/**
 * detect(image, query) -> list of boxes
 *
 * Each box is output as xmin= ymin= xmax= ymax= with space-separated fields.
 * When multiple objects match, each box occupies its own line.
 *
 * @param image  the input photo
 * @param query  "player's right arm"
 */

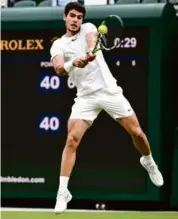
xmin=52 ymin=54 xmax=67 ymax=76
xmin=52 ymin=54 xmax=90 ymax=76
xmin=50 ymin=40 xmax=69 ymax=76
xmin=50 ymin=39 xmax=90 ymax=75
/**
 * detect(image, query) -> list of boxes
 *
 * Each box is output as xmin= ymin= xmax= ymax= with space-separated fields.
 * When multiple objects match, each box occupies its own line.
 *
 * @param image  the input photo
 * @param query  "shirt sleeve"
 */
xmin=50 ymin=40 xmax=64 ymax=61
xmin=83 ymin=22 xmax=97 ymax=34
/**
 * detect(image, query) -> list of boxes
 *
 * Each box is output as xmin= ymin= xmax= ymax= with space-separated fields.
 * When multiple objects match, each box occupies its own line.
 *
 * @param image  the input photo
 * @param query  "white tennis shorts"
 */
xmin=69 ymin=86 xmax=134 ymax=122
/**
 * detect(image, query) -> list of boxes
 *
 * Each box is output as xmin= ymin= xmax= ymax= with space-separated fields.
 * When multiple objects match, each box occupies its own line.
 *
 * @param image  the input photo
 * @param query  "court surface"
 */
xmin=1 ymin=208 xmax=178 ymax=219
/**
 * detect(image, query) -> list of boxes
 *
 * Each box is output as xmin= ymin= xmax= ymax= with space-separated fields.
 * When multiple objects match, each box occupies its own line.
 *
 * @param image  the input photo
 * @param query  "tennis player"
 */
xmin=50 ymin=2 xmax=164 ymax=214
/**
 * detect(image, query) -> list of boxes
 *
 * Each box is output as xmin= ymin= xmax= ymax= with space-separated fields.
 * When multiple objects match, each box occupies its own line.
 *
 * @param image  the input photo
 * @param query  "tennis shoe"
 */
xmin=54 ymin=188 xmax=72 ymax=214
xmin=140 ymin=156 xmax=164 ymax=187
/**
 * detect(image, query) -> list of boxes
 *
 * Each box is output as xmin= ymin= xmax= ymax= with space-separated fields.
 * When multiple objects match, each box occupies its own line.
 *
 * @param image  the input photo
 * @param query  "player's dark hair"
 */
xmin=64 ymin=2 xmax=86 ymax=18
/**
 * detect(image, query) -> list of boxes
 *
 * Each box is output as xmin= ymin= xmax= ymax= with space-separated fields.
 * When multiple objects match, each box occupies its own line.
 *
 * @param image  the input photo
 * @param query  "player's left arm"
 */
xmin=86 ymin=32 xmax=98 ymax=52
xmin=85 ymin=23 xmax=98 ymax=62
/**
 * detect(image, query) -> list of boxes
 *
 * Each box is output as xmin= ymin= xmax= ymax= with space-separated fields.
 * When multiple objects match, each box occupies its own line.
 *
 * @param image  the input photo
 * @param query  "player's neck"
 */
xmin=65 ymin=29 xmax=80 ymax=37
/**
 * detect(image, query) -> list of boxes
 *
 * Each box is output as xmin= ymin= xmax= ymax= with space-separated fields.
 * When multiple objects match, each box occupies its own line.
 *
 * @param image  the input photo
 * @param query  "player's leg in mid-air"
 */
xmin=54 ymin=119 xmax=90 ymax=214
xmin=54 ymin=96 xmax=101 ymax=214
xmin=117 ymin=114 xmax=164 ymax=187
xmin=101 ymin=87 xmax=164 ymax=187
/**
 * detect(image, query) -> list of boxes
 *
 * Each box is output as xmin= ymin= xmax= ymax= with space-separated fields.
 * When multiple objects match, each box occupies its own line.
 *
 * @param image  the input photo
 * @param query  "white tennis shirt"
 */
xmin=50 ymin=22 xmax=118 ymax=97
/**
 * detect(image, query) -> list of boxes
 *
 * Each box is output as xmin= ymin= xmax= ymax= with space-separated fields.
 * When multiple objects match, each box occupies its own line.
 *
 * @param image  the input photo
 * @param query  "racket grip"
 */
xmin=87 ymin=47 xmax=100 ymax=54
xmin=92 ymin=47 xmax=101 ymax=54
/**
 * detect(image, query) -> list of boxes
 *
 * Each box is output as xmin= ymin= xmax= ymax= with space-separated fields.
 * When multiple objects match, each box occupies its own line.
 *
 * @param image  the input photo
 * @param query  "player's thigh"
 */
xmin=67 ymin=119 xmax=90 ymax=143
xmin=102 ymin=89 xmax=134 ymax=120
xmin=116 ymin=113 xmax=142 ymax=136
xmin=69 ymin=95 xmax=101 ymax=123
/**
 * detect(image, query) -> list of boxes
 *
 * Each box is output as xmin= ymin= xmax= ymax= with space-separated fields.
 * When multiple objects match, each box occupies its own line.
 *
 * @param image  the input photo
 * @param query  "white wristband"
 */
xmin=63 ymin=61 xmax=74 ymax=74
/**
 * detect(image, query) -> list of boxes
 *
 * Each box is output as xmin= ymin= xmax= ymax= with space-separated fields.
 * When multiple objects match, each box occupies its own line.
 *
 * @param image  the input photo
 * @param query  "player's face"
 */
xmin=64 ymin=10 xmax=83 ymax=34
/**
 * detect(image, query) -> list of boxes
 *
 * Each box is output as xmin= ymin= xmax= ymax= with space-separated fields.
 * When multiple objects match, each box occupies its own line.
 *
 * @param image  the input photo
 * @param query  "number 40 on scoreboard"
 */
xmin=38 ymin=115 xmax=62 ymax=134
xmin=39 ymin=73 xmax=75 ymax=92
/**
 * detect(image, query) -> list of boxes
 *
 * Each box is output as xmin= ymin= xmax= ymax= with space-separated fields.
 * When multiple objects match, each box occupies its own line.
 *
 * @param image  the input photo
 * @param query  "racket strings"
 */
xmin=92 ymin=15 xmax=124 ymax=53
xmin=102 ymin=17 xmax=123 ymax=50
xmin=101 ymin=34 xmax=107 ymax=47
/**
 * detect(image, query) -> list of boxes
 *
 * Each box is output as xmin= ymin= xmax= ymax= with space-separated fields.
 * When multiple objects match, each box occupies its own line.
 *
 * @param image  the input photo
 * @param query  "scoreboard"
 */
xmin=1 ymin=3 xmax=177 ymax=202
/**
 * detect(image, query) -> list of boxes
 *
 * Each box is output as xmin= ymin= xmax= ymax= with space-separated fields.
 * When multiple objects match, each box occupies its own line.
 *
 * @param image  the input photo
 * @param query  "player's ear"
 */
xmin=63 ymin=15 xmax=66 ymax=21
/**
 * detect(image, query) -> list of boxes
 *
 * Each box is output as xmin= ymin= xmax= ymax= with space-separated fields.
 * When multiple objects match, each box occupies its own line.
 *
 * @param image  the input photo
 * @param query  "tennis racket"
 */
xmin=92 ymin=15 xmax=124 ymax=54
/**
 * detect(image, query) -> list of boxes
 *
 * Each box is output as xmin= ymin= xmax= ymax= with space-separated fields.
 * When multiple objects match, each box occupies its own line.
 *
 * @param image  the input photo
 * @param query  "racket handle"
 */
xmin=92 ymin=47 xmax=101 ymax=54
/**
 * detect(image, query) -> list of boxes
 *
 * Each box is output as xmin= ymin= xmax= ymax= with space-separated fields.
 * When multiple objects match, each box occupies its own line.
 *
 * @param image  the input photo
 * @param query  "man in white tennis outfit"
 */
xmin=50 ymin=2 xmax=164 ymax=214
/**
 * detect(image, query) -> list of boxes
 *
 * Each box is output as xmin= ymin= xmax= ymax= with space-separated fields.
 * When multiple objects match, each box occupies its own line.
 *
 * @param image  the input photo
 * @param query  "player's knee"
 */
xmin=66 ymin=133 xmax=80 ymax=150
xmin=131 ymin=127 xmax=145 ymax=139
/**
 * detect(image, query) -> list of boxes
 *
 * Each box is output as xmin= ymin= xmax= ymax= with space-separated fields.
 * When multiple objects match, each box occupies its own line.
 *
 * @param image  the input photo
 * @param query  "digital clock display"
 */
xmin=1 ymin=27 xmax=149 ymax=200
xmin=114 ymin=37 xmax=137 ymax=48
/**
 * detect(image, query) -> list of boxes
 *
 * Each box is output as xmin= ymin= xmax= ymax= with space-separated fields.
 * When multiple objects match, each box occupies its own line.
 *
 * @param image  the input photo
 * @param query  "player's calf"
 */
xmin=130 ymin=127 xmax=151 ymax=156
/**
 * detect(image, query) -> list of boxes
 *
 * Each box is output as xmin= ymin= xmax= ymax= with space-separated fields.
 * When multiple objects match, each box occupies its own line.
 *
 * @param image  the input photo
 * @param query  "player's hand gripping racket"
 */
xmin=92 ymin=15 xmax=124 ymax=54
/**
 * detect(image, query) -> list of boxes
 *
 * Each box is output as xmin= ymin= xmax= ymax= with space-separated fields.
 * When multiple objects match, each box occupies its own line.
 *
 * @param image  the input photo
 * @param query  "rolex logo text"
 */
xmin=0 ymin=39 xmax=44 ymax=51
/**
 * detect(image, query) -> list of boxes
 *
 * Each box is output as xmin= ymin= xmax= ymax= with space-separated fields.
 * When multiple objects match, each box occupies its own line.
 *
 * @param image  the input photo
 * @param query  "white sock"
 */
xmin=143 ymin=153 xmax=154 ymax=164
xmin=59 ymin=176 xmax=69 ymax=189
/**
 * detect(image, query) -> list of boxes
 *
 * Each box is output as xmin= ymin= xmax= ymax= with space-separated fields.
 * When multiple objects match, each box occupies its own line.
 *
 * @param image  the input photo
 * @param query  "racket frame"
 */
xmin=92 ymin=14 xmax=124 ymax=54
